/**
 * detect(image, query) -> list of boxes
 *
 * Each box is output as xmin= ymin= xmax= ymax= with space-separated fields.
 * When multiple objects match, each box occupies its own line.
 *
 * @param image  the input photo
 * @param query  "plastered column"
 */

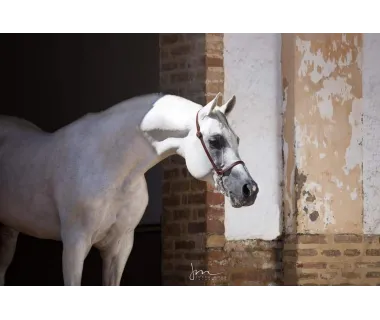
xmin=282 ymin=34 xmax=363 ymax=234
xmin=363 ymin=34 xmax=380 ymax=234
xmin=224 ymin=33 xmax=282 ymax=241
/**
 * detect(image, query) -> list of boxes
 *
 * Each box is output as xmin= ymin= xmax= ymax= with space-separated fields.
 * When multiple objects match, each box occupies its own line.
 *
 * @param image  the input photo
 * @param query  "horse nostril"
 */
xmin=242 ymin=184 xmax=251 ymax=198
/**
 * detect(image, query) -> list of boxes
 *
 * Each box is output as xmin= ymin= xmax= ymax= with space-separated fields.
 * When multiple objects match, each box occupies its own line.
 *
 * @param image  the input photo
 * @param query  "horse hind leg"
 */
xmin=0 ymin=224 xmax=19 ymax=285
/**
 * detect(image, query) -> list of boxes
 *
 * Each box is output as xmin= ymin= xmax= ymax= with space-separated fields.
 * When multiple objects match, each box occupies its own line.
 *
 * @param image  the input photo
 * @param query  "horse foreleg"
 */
xmin=0 ymin=224 xmax=19 ymax=285
xmin=61 ymin=232 xmax=92 ymax=286
xmin=100 ymin=231 xmax=134 ymax=286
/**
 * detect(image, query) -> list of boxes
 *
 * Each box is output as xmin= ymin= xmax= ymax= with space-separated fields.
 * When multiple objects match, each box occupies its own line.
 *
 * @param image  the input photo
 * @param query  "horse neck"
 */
xmin=139 ymin=95 xmax=202 ymax=164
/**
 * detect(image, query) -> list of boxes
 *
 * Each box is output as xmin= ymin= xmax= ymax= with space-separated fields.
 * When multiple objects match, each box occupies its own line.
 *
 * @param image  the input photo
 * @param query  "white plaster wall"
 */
xmin=363 ymin=34 xmax=380 ymax=234
xmin=224 ymin=33 xmax=282 ymax=241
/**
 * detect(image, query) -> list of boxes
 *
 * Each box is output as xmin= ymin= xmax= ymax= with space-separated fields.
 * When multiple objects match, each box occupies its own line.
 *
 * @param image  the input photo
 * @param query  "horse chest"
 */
xmin=92 ymin=176 xmax=149 ymax=245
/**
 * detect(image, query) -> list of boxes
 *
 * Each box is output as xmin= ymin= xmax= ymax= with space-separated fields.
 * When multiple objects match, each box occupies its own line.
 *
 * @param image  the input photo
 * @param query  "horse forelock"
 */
xmin=212 ymin=109 xmax=239 ymax=142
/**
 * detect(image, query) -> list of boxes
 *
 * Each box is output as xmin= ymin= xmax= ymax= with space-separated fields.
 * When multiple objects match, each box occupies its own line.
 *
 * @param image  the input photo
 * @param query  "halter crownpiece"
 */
xmin=195 ymin=109 xmax=245 ymax=177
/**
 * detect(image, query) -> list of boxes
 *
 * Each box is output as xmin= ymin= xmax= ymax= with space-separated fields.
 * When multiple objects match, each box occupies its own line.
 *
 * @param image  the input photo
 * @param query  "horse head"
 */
xmin=180 ymin=93 xmax=259 ymax=208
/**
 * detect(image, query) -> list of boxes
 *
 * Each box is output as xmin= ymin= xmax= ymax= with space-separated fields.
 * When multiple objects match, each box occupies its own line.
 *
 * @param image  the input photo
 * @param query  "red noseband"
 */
xmin=195 ymin=109 xmax=245 ymax=176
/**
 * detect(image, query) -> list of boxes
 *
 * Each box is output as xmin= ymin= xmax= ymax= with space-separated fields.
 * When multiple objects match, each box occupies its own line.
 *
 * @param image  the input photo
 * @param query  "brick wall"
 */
xmin=283 ymin=234 xmax=380 ymax=285
xmin=159 ymin=33 xmax=281 ymax=286
xmin=160 ymin=33 xmax=216 ymax=285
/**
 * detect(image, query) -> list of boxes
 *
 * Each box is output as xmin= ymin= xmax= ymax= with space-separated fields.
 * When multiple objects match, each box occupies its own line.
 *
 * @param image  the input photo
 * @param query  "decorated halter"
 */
xmin=195 ymin=109 xmax=245 ymax=177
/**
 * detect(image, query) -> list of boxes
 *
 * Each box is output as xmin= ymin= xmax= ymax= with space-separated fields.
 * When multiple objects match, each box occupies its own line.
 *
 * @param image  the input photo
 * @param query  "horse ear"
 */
xmin=219 ymin=95 xmax=236 ymax=116
xmin=203 ymin=92 xmax=222 ymax=116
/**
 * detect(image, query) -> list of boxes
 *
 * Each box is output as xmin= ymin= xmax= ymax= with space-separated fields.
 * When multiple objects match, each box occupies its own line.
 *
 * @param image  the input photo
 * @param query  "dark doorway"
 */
xmin=0 ymin=34 xmax=162 ymax=285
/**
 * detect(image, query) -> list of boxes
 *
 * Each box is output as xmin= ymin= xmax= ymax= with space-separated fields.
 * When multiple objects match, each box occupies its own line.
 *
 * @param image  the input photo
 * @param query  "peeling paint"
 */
xmin=343 ymin=98 xmax=363 ymax=175
xmin=351 ymin=188 xmax=358 ymax=201
xmin=331 ymin=176 xmax=344 ymax=189
xmin=283 ymin=34 xmax=363 ymax=234
xmin=296 ymin=37 xmax=336 ymax=84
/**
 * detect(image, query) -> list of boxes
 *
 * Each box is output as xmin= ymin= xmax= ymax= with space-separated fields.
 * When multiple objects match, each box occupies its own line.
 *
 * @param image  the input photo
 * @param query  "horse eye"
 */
xmin=209 ymin=136 xmax=224 ymax=149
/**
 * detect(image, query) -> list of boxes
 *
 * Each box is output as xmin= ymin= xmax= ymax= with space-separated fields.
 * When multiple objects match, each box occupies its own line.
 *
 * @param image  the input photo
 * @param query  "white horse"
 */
xmin=0 ymin=92 xmax=259 ymax=286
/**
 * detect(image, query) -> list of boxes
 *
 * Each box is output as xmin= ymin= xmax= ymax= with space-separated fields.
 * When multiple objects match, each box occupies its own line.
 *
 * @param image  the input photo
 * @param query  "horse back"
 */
xmin=0 ymin=115 xmax=42 ymax=136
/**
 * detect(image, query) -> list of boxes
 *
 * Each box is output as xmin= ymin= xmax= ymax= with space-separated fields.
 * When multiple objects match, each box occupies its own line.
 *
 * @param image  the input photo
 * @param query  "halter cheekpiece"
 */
xmin=195 ymin=109 xmax=245 ymax=176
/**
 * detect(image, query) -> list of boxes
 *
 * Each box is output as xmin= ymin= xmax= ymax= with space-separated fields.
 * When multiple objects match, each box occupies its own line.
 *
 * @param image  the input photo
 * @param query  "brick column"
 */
xmin=159 ymin=33 xmax=225 ymax=285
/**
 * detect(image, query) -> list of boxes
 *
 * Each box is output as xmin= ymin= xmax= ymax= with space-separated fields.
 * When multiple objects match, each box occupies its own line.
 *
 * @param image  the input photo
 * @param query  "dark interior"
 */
xmin=0 ymin=34 xmax=163 ymax=285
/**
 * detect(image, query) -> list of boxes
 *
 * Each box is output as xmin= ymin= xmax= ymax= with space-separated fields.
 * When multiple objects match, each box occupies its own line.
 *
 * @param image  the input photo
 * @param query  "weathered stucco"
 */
xmin=283 ymin=34 xmax=363 ymax=234
xmin=224 ymin=33 xmax=282 ymax=240
xmin=363 ymin=34 xmax=380 ymax=234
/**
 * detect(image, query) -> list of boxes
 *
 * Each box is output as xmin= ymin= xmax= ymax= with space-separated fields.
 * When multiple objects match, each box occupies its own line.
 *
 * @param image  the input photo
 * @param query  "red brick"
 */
xmin=206 ymin=219 xmax=225 ymax=235
xmin=160 ymin=34 xmax=183 ymax=46
xmin=206 ymin=182 xmax=215 ymax=191
xmin=170 ymin=44 xmax=192 ymax=56
xmin=322 ymin=250 xmax=341 ymax=257
xmin=206 ymin=191 xmax=224 ymax=206
xmin=171 ymin=181 xmax=190 ymax=193
xmin=171 ymin=72 xmax=191 ymax=83
xmin=163 ymin=195 xmax=180 ymax=207
xmin=195 ymin=208 xmax=206 ymax=219
xmin=283 ymin=261 xmax=297 ymax=269
xmin=175 ymin=241 xmax=195 ymax=250
xmin=355 ymin=262 xmax=380 ymax=268
xmin=188 ymin=193 xmax=206 ymax=205
xmin=161 ymin=62 xmax=178 ymax=72
xmin=283 ymin=250 xmax=297 ymax=257
xmin=296 ymin=234 xmax=327 ymax=244
xmin=299 ymin=273 xmax=318 ymax=280
xmin=207 ymin=264 xmax=226 ymax=275
xmin=207 ymin=250 xmax=226 ymax=261
xmin=184 ymin=252 xmax=206 ymax=261
xmin=173 ymin=209 xmax=190 ymax=220
xmin=171 ymin=155 xmax=186 ymax=165
xmin=320 ymin=272 xmax=338 ymax=280
xmin=284 ymin=249 xmax=318 ymax=257
xmin=206 ymin=235 xmax=226 ymax=248
xmin=344 ymin=249 xmax=361 ymax=256
xmin=164 ymin=223 xmax=181 ymax=237
xmin=206 ymin=56 xmax=223 ymax=68
xmin=334 ymin=234 xmax=363 ymax=243
xmin=329 ymin=263 xmax=352 ymax=270
xmin=342 ymin=272 xmax=361 ymax=279
xmin=164 ymin=168 xmax=179 ymax=180
xmin=188 ymin=222 xmax=206 ymax=234
xmin=177 ymin=264 xmax=192 ymax=271
xmin=366 ymin=272 xmax=380 ymax=278
xmin=297 ymin=249 xmax=318 ymax=256
xmin=366 ymin=249 xmax=380 ymax=256
xmin=191 ymin=180 xmax=206 ymax=192
xmin=206 ymin=82 xmax=224 ymax=95
xmin=231 ymin=271 xmax=246 ymax=281
xmin=207 ymin=207 xmax=224 ymax=219
xmin=206 ymin=69 xmax=224 ymax=82
xmin=181 ymin=194 xmax=188 ymax=205
xmin=297 ymin=262 xmax=327 ymax=269
xmin=244 ymin=269 xmax=277 ymax=282
xmin=364 ymin=235 xmax=380 ymax=244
